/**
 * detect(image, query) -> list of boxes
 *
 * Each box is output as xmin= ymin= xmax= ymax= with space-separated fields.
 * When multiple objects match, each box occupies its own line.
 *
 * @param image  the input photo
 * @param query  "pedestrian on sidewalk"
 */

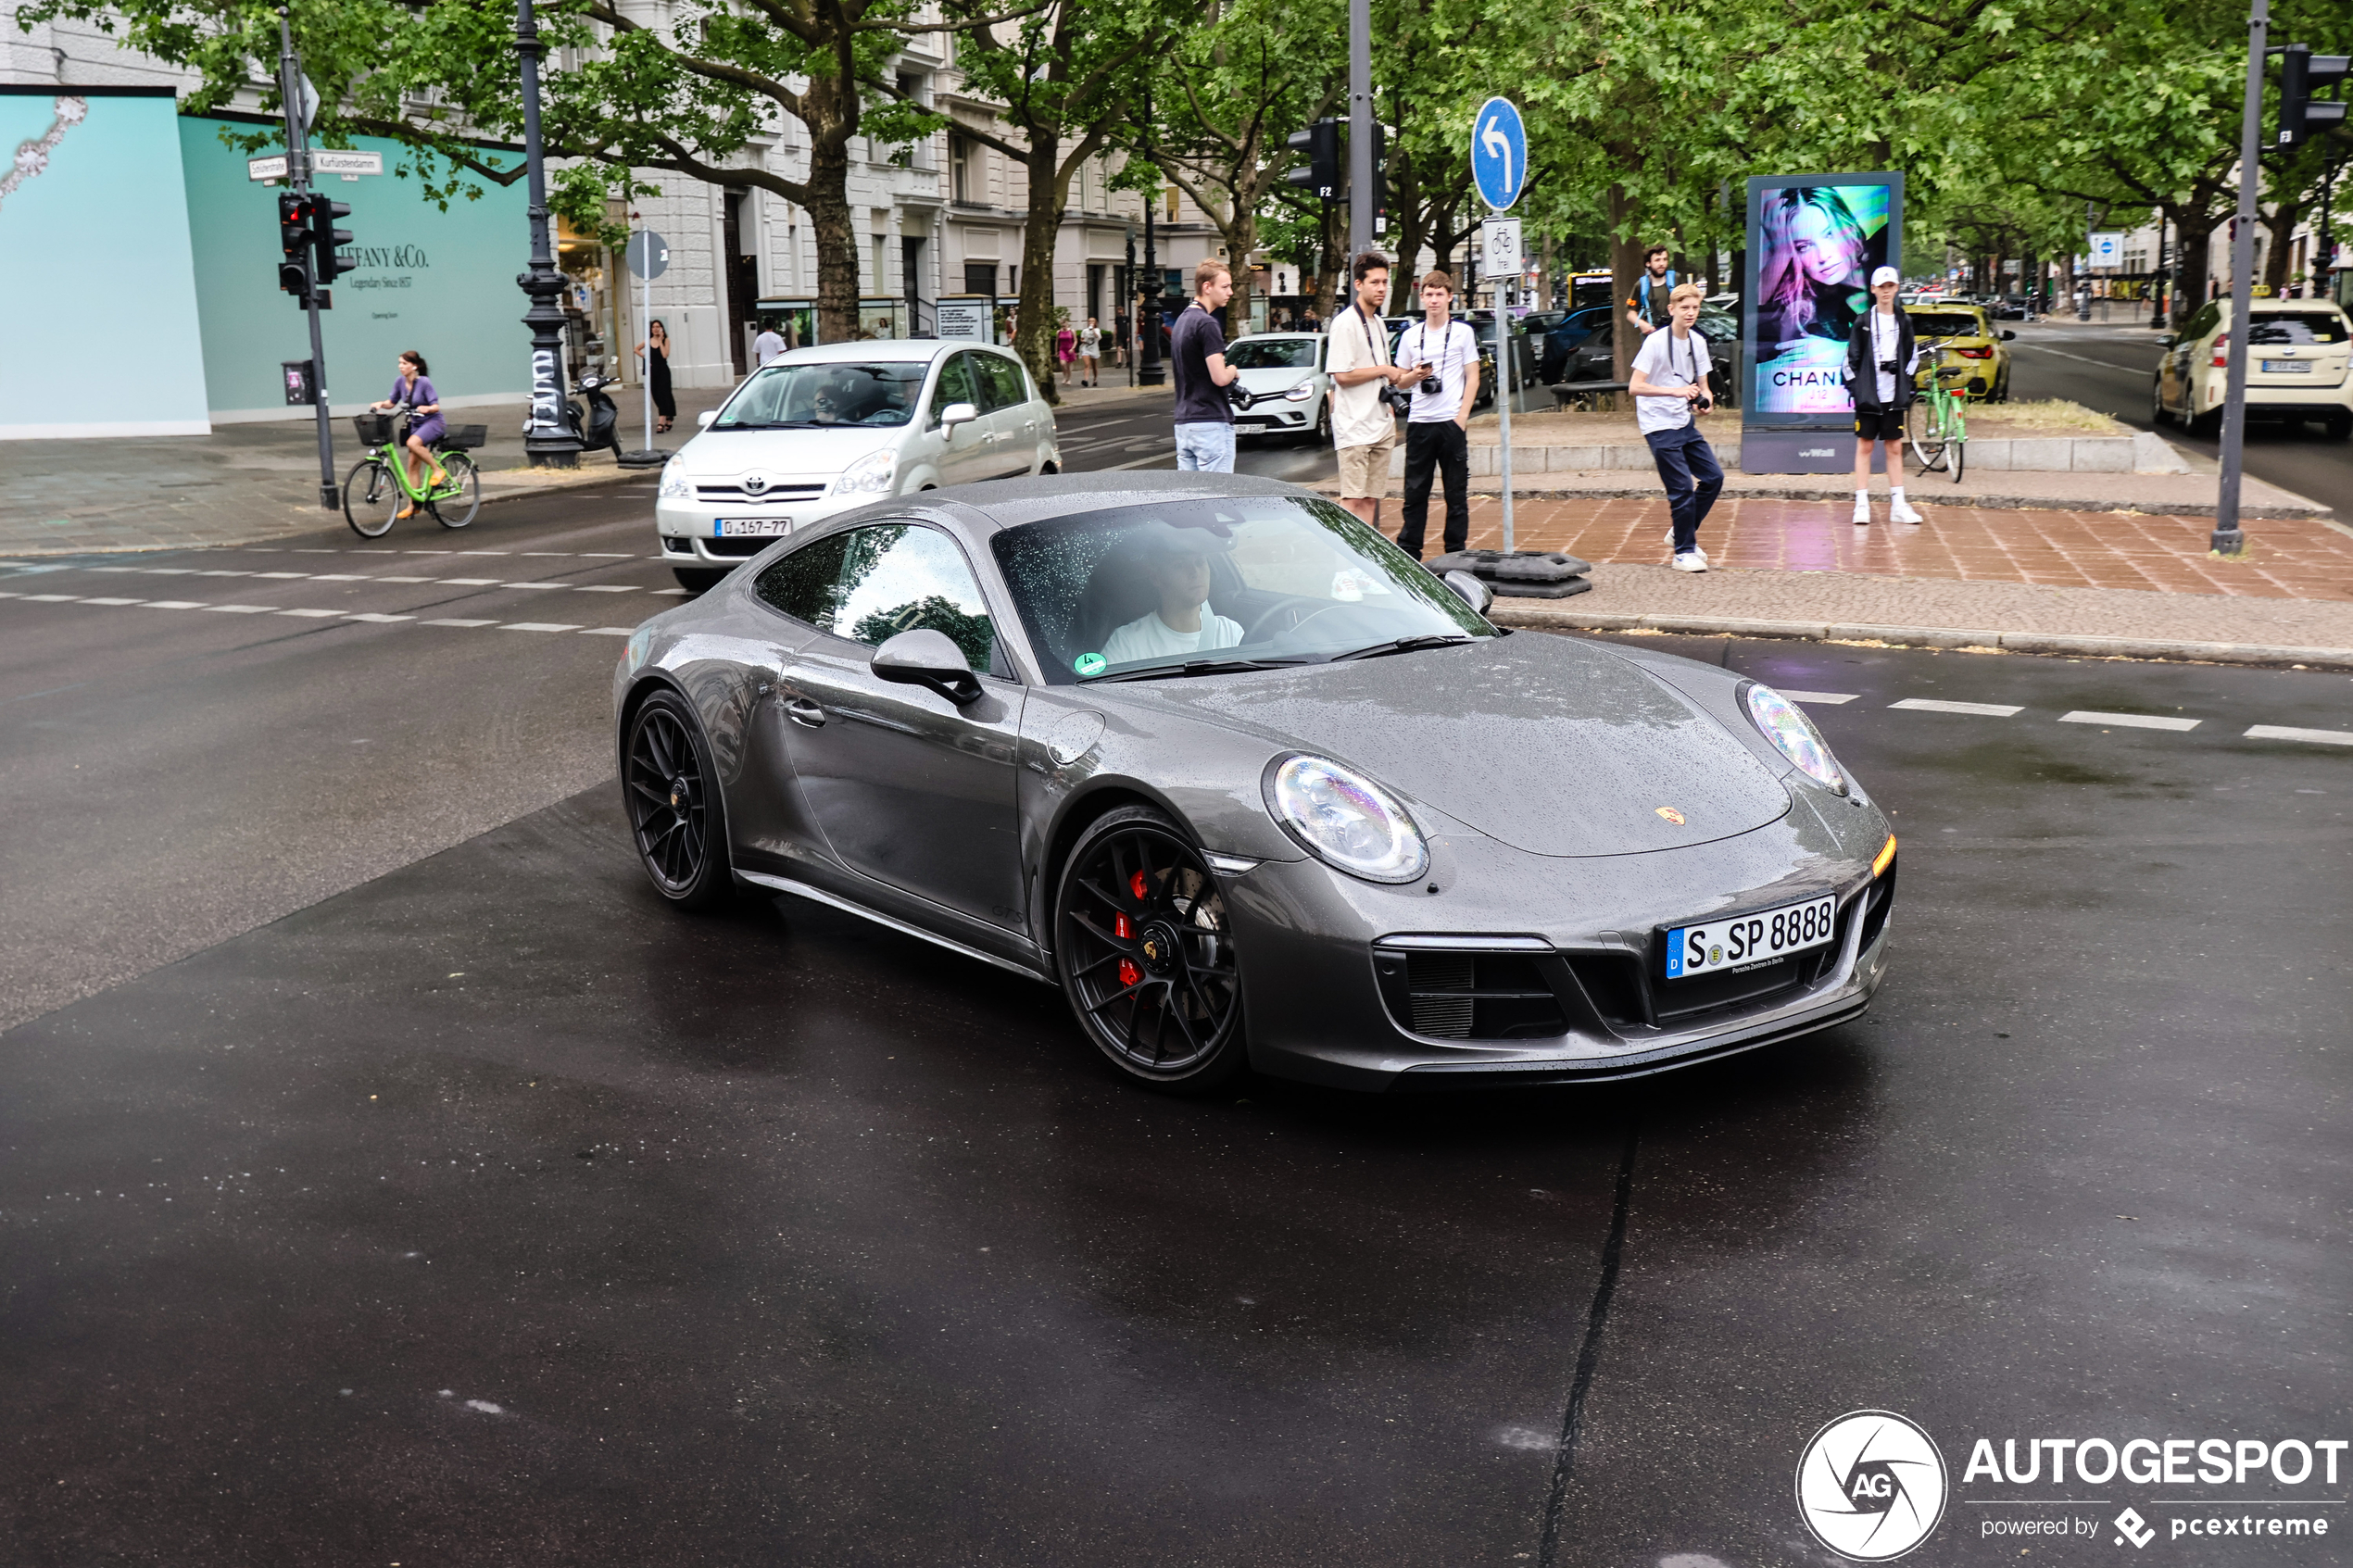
xmin=370 ymin=350 xmax=447 ymax=520
xmin=1170 ymin=259 xmax=1240 ymax=472
xmin=1078 ymin=318 xmax=1102 ymax=386
xmin=1844 ymin=266 xmax=1923 ymax=526
xmin=635 ymin=318 xmax=676 ymax=433
xmin=753 ymin=320 xmax=786 ymax=367
xmin=1056 ymin=320 xmax=1078 ymax=386
xmin=1325 ymin=250 xmax=1419 ymax=532
xmin=1394 ymin=270 xmax=1479 ymax=560
xmin=1624 ymin=245 xmax=1677 ymax=341
xmin=1627 ymin=282 xmax=1722 ymax=573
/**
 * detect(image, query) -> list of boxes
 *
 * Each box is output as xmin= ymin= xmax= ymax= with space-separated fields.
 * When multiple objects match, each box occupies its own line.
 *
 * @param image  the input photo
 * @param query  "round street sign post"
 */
xmin=1471 ymin=97 xmax=1528 ymax=547
xmin=620 ymin=229 xmax=673 ymax=468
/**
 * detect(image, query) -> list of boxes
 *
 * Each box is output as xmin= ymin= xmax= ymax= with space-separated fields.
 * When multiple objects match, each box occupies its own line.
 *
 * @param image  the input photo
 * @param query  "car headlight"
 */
xmin=657 ymin=458 xmax=691 ymax=500
xmin=1744 ymin=683 xmax=1845 ymax=795
xmin=835 ymin=448 xmax=897 ymax=495
xmin=1282 ymin=383 xmax=1315 ymax=401
xmin=1265 ymin=754 xmax=1429 ymax=884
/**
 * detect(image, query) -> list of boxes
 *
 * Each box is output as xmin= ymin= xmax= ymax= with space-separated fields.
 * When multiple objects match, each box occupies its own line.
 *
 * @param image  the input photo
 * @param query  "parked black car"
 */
xmin=1552 ymin=310 xmax=1740 ymax=407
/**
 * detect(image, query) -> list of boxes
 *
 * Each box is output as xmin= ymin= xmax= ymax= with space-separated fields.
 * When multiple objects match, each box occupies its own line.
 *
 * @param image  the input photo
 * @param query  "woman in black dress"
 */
xmin=638 ymin=318 xmax=677 ymax=433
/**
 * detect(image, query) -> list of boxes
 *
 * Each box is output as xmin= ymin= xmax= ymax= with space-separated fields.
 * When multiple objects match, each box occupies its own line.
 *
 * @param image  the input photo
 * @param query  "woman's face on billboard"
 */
xmin=1788 ymin=205 xmax=1853 ymax=286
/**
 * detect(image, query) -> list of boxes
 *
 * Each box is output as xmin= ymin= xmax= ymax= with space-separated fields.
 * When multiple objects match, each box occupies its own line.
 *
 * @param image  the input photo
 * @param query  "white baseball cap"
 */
xmin=1870 ymin=266 xmax=1902 ymax=287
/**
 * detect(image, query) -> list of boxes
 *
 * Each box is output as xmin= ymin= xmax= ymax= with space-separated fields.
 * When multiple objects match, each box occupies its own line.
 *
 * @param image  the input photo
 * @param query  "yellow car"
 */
xmin=1902 ymin=304 xmax=2016 ymax=402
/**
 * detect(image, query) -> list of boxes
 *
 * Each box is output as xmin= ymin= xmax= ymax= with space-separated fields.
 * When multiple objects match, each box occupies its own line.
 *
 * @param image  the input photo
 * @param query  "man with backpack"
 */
xmin=1625 ymin=245 xmax=1678 ymax=339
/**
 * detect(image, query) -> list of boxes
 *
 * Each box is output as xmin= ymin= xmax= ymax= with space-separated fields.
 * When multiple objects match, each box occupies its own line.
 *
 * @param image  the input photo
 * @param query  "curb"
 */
xmin=1489 ymin=604 xmax=2353 ymax=672
xmin=1306 ymin=481 xmax=2330 ymax=520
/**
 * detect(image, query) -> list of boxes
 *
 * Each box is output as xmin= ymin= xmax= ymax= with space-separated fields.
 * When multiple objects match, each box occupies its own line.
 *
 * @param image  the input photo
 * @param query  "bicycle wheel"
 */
xmin=343 ymin=458 xmax=401 ymax=538
xmin=1948 ymin=429 xmax=1966 ymax=483
xmin=1906 ymin=399 xmax=1947 ymax=473
xmin=431 ymin=451 xmax=481 ymax=528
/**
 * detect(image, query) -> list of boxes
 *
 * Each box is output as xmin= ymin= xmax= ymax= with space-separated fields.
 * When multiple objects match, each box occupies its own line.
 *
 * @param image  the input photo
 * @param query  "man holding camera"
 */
xmin=1325 ymin=251 xmax=1420 ymax=529
xmin=1394 ymin=270 xmax=1479 ymax=560
xmin=1845 ymin=266 xmax=1923 ymax=526
xmin=1628 ymin=281 xmax=1721 ymax=573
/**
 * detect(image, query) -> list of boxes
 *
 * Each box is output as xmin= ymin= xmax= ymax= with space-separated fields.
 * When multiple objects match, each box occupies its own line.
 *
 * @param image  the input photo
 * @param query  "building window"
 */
xmin=950 ymin=134 xmax=973 ymax=204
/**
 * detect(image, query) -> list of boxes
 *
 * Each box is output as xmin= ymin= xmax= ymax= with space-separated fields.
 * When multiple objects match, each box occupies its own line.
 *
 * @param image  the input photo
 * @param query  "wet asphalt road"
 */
xmin=4 ymin=482 xmax=2349 ymax=1564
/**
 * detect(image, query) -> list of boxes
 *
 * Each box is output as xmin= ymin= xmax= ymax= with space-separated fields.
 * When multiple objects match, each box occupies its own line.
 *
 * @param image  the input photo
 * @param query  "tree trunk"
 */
xmin=803 ymin=74 xmax=862 ymax=346
xmin=2172 ymin=210 xmax=2219 ymax=320
xmin=2262 ymin=196 xmax=2304 ymax=295
xmin=1315 ymin=198 xmax=1345 ymax=320
xmin=1608 ymin=182 xmax=1642 ymax=384
xmin=1015 ymin=136 xmax=1072 ymax=406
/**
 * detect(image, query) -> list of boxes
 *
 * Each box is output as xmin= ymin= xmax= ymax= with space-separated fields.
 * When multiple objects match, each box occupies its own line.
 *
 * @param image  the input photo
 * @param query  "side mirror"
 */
xmin=697 ymin=409 xmax=716 ymax=428
xmin=2157 ymin=332 xmax=2176 ymax=347
xmin=937 ymin=401 xmax=979 ymax=432
xmin=2000 ymin=330 xmax=2016 ymax=341
xmin=872 ymin=627 xmax=983 ymax=705
xmin=1442 ymin=569 xmax=1493 ymax=614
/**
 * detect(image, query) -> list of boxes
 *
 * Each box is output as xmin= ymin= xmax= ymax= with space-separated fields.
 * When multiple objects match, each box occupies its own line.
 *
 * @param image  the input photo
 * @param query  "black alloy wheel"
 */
xmin=2151 ymin=375 xmax=2172 ymax=426
xmin=1053 ymin=806 xmax=1248 ymax=1093
xmin=622 ymin=690 xmax=732 ymax=909
xmin=672 ymin=566 xmax=729 ymax=594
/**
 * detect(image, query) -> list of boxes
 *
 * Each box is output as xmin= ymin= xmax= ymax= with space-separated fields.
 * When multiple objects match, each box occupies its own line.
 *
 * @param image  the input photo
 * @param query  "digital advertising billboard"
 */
xmin=1742 ymin=172 xmax=1903 ymax=466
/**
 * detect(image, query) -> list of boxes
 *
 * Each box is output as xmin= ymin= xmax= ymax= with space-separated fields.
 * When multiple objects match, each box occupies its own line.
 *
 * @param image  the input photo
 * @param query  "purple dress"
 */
xmin=392 ymin=374 xmax=446 ymax=446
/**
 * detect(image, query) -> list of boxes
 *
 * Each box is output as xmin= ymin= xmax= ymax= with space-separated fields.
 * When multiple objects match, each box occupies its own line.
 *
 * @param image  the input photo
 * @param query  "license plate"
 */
xmin=1663 ymin=893 xmax=1838 ymax=979
xmin=1236 ymin=420 xmax=1266 ymax=433
xmin=714 ymin=518 xmax=791 ymax=536
xmin=2260 ymin=360 xmax=2309 ymax=373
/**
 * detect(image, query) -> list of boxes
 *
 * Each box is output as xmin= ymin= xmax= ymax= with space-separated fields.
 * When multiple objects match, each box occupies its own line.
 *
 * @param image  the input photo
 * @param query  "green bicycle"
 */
xmin=1906 ymin=338 xmax=1972 ymax=483
xmin=342 ymin=409 xmax=484 ymax=538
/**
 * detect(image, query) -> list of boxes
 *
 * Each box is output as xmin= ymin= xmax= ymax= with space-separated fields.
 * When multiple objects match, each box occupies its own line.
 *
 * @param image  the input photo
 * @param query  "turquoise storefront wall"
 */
xmin=177 ymin=116 xmax=532 ymax=418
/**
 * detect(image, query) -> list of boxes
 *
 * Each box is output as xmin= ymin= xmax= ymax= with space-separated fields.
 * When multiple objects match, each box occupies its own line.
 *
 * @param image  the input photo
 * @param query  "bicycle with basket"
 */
xmin=343 ymin=408 xmax=486 ymax=538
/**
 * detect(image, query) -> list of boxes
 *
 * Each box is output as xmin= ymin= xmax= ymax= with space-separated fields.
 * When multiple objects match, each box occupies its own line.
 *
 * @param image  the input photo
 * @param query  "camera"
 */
xmin=1418 ymin=371 xmax=1444 ymax=396
xmin=1878 ymin=358 xmax=1901 ymax=374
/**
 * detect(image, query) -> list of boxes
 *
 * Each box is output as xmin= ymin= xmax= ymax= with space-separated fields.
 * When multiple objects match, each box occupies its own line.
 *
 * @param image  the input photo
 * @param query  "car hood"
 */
xmin=1237 ymin=367 xmax=1315 ymax=393
xmin=682 ymin=425 xmax=907 ymax=477
xmin=1100 ymin=633 xmax=1792 ymax=858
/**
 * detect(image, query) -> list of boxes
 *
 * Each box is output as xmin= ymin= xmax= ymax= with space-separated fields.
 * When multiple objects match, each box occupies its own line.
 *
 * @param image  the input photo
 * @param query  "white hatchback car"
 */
xmin=2153 ymin=296 xmax=2352 ymax=441
xmin=656 ymin=339 xmax=1063 ymax=588
xmin=1224 ymin=332 xmax=1332 ymax=445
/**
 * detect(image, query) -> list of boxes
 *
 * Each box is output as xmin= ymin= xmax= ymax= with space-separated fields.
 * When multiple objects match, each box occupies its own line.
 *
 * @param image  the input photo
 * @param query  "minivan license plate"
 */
xmin=714 ymin=519 xmax=791 ymax=536
xmin=2260 ymin=360 xmax=2309 ymax=373
xmin=1663 ymin=893 xmax=1837 ymax=978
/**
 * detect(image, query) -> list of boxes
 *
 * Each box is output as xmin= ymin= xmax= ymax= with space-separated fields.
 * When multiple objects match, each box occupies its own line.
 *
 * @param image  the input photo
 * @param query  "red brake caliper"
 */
xmin=1115 ymin=870 xmax=1150 ymax=989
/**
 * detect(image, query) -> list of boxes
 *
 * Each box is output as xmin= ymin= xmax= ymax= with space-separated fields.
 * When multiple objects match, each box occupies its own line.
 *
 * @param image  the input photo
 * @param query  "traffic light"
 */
xmin=2280 ymin=46 xmax=2349 ymax=148
xmin=308 ymin=196 xmax=355 ymax=298
xmin=1285 ymin=119 xmax=1340 ymax=200
xmin=278 ymin=191 xmax=311 ymax=300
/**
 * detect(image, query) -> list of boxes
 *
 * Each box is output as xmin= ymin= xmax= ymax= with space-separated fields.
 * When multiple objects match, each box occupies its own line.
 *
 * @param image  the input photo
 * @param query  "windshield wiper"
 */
xmin=1091 ymin=655 xmax=1320 ymax=684
xmin=1331 ymin=633 xmax=1478 ymax=661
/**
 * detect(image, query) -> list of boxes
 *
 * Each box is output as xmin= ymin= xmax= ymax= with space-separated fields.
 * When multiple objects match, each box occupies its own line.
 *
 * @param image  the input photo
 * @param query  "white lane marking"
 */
xmin=423 ymin=618 xmax=498 ymax=627
xmin=522 ymin=551 xmax=573 ymax=556
xmin=81 ymin=596 xmax=145 ymax=606
xmin=2246 ymin=724 xmax=2353 ymax=746
xmin=1890 ymin=697 xmax=2023 ymax=717
xmin=456 ymin=550 xmax=511 ymax=556
xmin=651 ymin=587 xmax=690 ymax=596
xmin=146 ymin=568 xmax=198 ymax=574
xmin=309 ymin=573 xmax=368 ymax=582
xmin=580 ymin=627 xmax=635 ymax=636
xmin=402 ymin=549 xmax=456 ymax=555
xmin=440 ymin=577 xmax=505 ymax=585
xmin=369 ymin=574 xmax=437 ymax=583
xmin=504 ymin=582 xmax=566 ymax=590
xmin=1780 ymin=690 xmax=1858 ymax=705
xmin=575 ymin=584 xmax=636 ymax=592
xmin=0 ymin=590 xmax=19 ymax=597
xmin=500 ymin=621 xmax=583 ymax=633
xmin=584 ymin=552 xmax=635 ymax=558
xmin=143 ymin=600 xmax=207 ymax=609
xmin=90 ymin=566 xmax=140 ymax=573
xmin=23 ymin=594 xmax=80 ymax=602
xmin=2059 ymin=710 xmax=2200 ymax=731
xmin=195 ymin=570 xmax=253 ymax=577
xmin=255 ymin=571 xmax=308 ymax=579
xmin=205 ymin=604 xmax=279 ymax=614
xmin=277 ymin=608 xmax=346 ymax=618
xmin=346 ymin=612 xmax=416 ymax=623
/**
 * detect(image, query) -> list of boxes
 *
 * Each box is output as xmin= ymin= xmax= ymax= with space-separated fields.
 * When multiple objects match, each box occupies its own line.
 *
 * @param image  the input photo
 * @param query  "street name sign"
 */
xmin=247 ymin=149 xmax=384 ymax=182
xmin=1470 ymin=97 xmax=1527 ymax=212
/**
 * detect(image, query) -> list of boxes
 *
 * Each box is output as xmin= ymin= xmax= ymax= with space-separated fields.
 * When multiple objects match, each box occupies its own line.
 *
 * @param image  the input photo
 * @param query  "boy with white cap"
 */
xmin=1844 ymin=266 xmax=1924 ymax=526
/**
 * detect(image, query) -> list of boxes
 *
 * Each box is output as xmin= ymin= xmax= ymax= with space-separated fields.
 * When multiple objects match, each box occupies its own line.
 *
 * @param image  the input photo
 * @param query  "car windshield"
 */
xmin=1226 ymin=339 xmax=1317 ymax=370
xmin=989 ymin=495 xmax=1493 ymax=684
xmin=714 ymin=361 xmax=928 ymax=428
xmin=1906 ymin=312 xmax=1985 ymax=339
xmin=2247 ymin=313 xmax=2348 ymax=345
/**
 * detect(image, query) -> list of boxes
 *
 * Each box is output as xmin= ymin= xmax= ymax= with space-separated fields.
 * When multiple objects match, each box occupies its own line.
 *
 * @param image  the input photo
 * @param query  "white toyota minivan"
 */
xmin=656 ymin=339 xmax=1063 ymax=589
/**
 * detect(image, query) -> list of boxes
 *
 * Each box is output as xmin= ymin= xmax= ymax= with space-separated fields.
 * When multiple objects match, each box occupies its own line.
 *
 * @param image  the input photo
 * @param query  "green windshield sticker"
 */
xmin=1073 ymin=652 xmax=1107 ymax=677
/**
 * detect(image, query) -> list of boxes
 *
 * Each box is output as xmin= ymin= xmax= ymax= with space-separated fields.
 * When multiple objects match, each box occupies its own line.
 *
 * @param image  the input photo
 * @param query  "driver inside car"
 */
xmin=1101 ymin=533 xmax=1246 ymax=666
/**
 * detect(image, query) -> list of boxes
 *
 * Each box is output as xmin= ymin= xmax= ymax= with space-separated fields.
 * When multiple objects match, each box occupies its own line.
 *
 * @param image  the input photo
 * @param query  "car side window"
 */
xmin=821 ymin=523 xmax=1005 ymax=677
xmin=753 ymin=531 xmax=855 ymax=627
xmin=2184 ymin=304 xmax=2221 ymax=341
xmin=975 ymin=352 xmax=1029 ymax=412
xmin=929 ymin=354 xmax=980 ymax=427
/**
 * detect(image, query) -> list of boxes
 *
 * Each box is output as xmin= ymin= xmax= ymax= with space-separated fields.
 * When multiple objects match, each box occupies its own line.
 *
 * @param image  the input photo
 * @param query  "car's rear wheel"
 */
xmin=1053 ymin=805 xmax=1248 ymax=1094
xmin=622 ymin=689 xmax=732 ymax=909
xmin=672 ymin=566 xmax=728 ymax=593
xmin=2151 ymin=376 xmax=2172 ymax=426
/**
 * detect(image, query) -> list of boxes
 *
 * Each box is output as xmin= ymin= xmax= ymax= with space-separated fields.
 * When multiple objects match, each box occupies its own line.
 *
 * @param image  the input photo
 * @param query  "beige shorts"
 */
xmin=1335 ymin=431 xmax=1396 ymax=499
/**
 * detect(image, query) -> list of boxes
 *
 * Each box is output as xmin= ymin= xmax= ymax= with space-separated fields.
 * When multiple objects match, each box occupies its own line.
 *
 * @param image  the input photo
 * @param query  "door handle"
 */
xmin=784 ymin=696 xmax=826 ymax=728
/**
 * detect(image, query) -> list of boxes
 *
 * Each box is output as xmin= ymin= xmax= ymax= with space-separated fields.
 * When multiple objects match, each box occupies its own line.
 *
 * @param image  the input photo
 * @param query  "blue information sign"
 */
xmin=1470 ymin=97 xmax=1527 ymax=212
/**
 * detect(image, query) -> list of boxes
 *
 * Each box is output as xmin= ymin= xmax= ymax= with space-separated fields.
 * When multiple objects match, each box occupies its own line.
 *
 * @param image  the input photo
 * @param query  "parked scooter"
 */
xmin=565 ymin=371 xmax=623 ymax=458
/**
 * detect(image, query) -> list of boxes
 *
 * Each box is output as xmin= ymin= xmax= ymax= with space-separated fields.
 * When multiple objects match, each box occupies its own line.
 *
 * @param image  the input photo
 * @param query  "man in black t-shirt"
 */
xmin=1170 ymin=259 xmax=1240 ymax=472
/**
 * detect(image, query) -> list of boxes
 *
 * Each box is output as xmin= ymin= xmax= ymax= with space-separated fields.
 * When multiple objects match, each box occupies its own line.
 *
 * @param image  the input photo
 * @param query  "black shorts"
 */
xmin=1855 ymin=408 xmax=1905 ymax=442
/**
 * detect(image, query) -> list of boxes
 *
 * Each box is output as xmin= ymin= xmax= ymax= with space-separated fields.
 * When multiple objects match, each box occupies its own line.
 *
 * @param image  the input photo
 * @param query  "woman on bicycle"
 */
xmin=371 ymin=350 xmax=447 ymax=517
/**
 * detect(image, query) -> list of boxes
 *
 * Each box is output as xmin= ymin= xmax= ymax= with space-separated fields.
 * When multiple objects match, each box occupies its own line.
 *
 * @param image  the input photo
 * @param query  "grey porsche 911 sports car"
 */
xmin=613 ymin=473 xmax=1897 ymax=1094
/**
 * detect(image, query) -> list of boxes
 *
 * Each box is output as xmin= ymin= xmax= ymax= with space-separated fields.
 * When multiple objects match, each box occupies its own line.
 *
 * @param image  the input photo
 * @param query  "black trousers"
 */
xmin=1397 ymin=420 xmax=1469 ymax=559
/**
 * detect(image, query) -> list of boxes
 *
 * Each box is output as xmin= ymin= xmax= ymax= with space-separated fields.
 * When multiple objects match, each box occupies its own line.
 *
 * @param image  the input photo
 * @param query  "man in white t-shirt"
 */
xmin=1101 ymin=538 xmax=1245 ymax=666
xmin=753 ymin=321 xmax=786 ymax=367
xmin=1627 ymin=281 xmax=1722 ymax=573
xmin=1394 ymin=271 xmax=1480 ymax=560
xmin=1325 ymin=251 xmax=1420 ymax=531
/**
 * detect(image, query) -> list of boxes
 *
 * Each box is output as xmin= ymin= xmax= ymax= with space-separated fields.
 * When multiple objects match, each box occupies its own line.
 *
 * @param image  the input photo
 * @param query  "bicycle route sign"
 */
xmin=1470 ymin=97 xmax=1527 ymax=212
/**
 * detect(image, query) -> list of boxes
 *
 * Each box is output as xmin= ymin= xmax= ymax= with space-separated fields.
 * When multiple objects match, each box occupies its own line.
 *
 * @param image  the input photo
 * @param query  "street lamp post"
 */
xmin=514 ymin=0 xmax=582 ymax=468
xmin=2211 ymin=0 xmax=2268 ymax=557
xmin=1137 ymin=89 xmax=1164 ymax=388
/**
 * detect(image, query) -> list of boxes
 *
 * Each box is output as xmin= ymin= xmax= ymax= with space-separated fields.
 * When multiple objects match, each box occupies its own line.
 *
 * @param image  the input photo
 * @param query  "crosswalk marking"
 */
xmin=1889 ymin=697 xmax=2023 ymax=718
xmin=2059 ymin=710 xmax=2200 ymax=732
xmin=500 ymin=622 xmax=583 ymax=633
xmin=1780 ymin=690 xmax=1857 ymax=705
xmin=2245 ymin=724 xmax=2353 ymax=746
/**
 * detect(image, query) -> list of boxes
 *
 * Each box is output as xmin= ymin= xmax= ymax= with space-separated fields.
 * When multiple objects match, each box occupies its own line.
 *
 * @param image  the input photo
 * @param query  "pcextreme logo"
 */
xmin=1795 ymin=1410 xmax=1951 ymax=1562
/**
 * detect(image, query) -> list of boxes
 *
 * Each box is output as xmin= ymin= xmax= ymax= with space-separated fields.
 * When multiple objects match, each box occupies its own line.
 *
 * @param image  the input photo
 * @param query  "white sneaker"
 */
xmin=1852 ymin=501 xmax=1871 ymax=526
xmin=1671 ymin=551 xmax=1708 ymax=573
xmin=1666 ymin=531 xmax=1707 ymax=565
xmin=1890 ymin=498 xmax=1925 ymax=525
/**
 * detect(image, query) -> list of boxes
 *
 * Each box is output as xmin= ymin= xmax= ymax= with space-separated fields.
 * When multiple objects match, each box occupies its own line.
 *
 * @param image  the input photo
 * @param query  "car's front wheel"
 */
xmin=672 ymin=566 xmax=729 ymax=593
xmin=622 ymin=689 xmax=733 ymax=909
xmin=2151 ymin=375 xmax=2172 ymax=426
xmin=1053 ymin=805 xmax=1248 ymax=1094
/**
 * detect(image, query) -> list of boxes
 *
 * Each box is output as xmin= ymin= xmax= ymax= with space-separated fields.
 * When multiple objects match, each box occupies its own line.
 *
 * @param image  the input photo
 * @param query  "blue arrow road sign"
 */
xmin=1470 ymin=97 xmax=1527 ymax=211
